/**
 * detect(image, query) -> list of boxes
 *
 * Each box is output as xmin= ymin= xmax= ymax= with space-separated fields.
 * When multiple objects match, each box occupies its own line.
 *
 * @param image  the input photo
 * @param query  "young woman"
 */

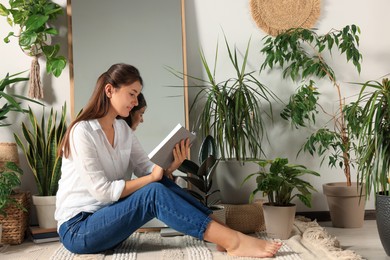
xmin=55 ymin=63 xmax=281 ymax=258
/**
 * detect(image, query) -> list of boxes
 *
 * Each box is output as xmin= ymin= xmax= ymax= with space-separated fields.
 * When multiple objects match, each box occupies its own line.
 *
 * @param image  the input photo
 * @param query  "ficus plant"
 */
xmin=0 ymin=0 xmax=66 ymax=77
xmin=260 ymin=24 xmax=363 ymax=186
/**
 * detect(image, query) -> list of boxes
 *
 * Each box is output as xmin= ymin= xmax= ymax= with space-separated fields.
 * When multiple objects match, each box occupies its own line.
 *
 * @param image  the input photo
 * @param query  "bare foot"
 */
xmin=227 ymin=232 xmax=282 ymax=258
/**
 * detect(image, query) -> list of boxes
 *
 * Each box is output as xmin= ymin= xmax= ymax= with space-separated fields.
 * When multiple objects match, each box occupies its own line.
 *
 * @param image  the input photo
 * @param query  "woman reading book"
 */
xmin=55 ymin=63 xmax=281 ymax=258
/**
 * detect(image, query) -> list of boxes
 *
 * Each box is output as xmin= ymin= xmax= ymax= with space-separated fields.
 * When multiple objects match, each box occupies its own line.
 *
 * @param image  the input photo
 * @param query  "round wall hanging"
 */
xmin=249 ymin=0 xmax=321 ymax=36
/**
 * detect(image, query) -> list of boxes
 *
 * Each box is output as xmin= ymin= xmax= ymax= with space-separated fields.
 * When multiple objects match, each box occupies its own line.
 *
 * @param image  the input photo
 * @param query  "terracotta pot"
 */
xmin=323 ymin=182 xmax=366 ymax=228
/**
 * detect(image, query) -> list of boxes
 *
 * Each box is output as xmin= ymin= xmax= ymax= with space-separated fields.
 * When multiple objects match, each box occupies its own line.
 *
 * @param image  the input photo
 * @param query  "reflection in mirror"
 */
xmin=68 ymin=0 xmax=188 ymax=153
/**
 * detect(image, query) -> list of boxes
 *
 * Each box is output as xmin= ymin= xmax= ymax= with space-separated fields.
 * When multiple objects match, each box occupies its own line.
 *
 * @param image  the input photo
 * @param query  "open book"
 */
xmin=148 ymin=123 xmax=196 ymax=169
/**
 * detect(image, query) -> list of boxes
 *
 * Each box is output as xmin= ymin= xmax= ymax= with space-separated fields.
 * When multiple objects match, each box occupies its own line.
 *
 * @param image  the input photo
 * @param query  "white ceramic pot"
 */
xmin=32 ymin=195 xmax=57 ymax=229
xmin=263 ymin=203 xmax=296 ymax=240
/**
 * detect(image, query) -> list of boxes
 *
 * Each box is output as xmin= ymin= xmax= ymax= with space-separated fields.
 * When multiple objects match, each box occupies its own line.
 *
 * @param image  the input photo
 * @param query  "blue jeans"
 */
xmin=58 ymin=176 xmax=213 ymax=254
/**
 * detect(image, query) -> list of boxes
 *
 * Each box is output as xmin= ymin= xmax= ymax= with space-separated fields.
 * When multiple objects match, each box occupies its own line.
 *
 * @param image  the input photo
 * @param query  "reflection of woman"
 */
xmin=122 ymin=92 xmax=146 ymax=130
xmin=55 ymin=63 xmax=281 ymax=258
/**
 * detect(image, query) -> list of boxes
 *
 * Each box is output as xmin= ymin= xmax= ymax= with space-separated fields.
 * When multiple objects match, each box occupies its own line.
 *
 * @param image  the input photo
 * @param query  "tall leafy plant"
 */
xmin=170 ymin=36 xmax=277 ymax=162
xmin=347 ymin=77 xmax=390 ymax=198
xmin=260 ymin=25 xmax=363 ymax=186
xmin=14 ymin=103 xmax=67 ymax=196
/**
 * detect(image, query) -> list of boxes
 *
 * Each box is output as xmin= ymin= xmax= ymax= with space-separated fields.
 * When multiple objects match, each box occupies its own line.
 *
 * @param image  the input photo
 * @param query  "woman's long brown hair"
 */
xmin=59 ymin=63 xmax=143 ymax=158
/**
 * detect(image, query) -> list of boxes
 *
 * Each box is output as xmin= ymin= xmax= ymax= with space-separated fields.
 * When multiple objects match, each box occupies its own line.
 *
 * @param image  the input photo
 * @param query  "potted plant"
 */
xmin=242 ymin=157 xmax=319 ymax=239
xmin=0 ymin=0 xmax=67 ymax=98
xmin=347 ymin=77 xmax=390 ymax=255
xmin=170 ymin=36 xmax=278 ymax=204
xmin=0 ymin=161 xmax=30 ymax=245
xmin=13 ymin=103 xmax=67 ymax=228
xmin=177 ymin=135 xmax=225 ymax=222
xmin=260 ymin=24 xmax=366 ymax=227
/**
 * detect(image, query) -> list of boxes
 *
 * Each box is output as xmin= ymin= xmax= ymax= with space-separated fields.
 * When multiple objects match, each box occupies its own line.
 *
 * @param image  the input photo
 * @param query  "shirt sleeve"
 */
xmin=70 ymin=123 xmax=125 ymax=203
xmin=130 ymin=134 xmax=155 ymax=177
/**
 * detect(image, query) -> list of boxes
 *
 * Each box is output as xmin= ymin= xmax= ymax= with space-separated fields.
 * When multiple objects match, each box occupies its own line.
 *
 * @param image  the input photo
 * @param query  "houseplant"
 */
xmin=242 ymin=157 xmax=319 ymax=239
xmin=0 ymin=161 xmax=30 ymax=245
xmin=169 ymin=36 xmax=278 ymax=204
xmin=260 ymin=24 xmax=366 ymax=227
xmin=347 ymin=77 xmax=390 ymax=255
xmin=0 ymin=71 xmax=41 ymax=127
xmin=14 ymin=103 xmax=67 ymax=228
xmin=0 ymin=0 xmax=67 ymax=98
xmin=177 ymin=135 xmax=225 ymax=222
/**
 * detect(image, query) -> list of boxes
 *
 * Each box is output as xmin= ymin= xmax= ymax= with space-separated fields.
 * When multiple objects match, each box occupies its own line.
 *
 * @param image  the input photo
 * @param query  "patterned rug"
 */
xmin=49 ymin=217 xmax=364 ymax=260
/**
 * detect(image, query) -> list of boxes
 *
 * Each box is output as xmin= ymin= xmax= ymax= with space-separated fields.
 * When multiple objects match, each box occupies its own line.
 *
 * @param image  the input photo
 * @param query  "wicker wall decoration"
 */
xmin=249 ymin=0 xmax=321 ymax=36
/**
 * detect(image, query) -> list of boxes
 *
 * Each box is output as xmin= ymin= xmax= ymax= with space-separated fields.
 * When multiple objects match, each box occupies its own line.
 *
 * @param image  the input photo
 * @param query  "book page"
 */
xmin=148 ymin=123 xmax=196 ymax=169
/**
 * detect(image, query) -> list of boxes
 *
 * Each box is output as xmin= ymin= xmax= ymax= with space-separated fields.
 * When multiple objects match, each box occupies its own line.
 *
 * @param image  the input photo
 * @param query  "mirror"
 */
xmin=67 ymin=0 xmax=188 ymax=154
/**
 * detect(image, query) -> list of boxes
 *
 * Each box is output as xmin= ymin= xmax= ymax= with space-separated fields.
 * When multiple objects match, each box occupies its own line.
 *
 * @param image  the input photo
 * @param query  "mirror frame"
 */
xmin=66 ymin=0 xmax=189 ymax=128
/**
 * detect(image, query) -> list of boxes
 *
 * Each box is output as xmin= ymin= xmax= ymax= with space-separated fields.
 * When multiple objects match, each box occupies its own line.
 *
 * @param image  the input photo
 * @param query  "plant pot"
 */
xmin=210 ymin=205 xmax=226 ymax=224
xmin=376 ymin=191 xmax=390 ymax=256
xmin=262 ymin=203 xmax=296 ymax=240
xmin=323 ymin=182 xmax=366 ymax=228
xmin=32 ymin=195 xmax=57 ymax=229
xmin=215 ymin=160 xmax=259 ymax=204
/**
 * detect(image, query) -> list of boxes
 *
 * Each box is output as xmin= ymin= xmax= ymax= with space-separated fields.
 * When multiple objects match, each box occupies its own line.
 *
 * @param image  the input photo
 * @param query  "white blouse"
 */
xmin=55 ymin=119 xmax=155 ymax=228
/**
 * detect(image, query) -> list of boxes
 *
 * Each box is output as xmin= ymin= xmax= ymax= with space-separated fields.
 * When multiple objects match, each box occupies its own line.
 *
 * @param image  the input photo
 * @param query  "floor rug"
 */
xmin=49 ymin=217 xmax=364 ymax=260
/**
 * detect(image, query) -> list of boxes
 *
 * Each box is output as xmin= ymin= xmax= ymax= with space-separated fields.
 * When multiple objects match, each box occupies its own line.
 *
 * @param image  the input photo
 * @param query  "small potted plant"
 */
xmin=260 ymin=24 xmax=366 ymax=227
xmin=0 ymin=161 xmax=29 ymax=245
xmin=242 ymin=157 xmax=319 ymax=239
xmin=176 ymin=135 xmax=225 ymax=222
xmin=0 ymin=0 xmax=67 ymax=98
xmin=14 ymin=103 xmax=67 ymax=228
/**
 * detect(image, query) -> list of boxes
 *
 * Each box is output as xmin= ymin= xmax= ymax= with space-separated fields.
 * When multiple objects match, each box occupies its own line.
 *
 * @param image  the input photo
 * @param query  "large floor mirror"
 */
xmin=67 ymin=0 xmax=188 ymax=155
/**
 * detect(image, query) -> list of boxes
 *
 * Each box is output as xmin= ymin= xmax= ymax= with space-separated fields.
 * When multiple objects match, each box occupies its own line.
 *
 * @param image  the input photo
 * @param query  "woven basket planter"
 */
xmin=222 ymin=200 xmax=265 ymax=234
xmin=0 ymin=191 xmax=30 ymax=245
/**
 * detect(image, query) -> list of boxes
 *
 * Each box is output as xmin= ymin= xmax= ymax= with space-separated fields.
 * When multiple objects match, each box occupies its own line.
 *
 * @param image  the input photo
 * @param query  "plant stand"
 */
xmin=323 ymin=182 xmax=366 ymax=228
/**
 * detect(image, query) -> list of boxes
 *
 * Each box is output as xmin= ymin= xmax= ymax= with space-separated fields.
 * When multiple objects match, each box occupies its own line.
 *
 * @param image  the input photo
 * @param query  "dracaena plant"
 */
xmin=242 ymin=157 xmax=320 ymax=207
xmin=13 ymin=103 xmax=67 ymax=196
xmin=168 ymin=35 xmax=277 ymax=163
xmin=0 ymin=0 xmax=66 ymax=77
xmin=346 ymin=77 xmax=390 ymax=199
xmin=260 ymin=24 xmax=363 ymax=186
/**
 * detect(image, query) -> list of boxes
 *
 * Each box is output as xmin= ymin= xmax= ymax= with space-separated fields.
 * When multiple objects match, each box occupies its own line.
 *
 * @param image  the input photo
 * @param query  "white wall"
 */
xmin=1 ymin=0 xmax=389 ymax=215
xmin=184 ymin=0 xmax=390 ymax=211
